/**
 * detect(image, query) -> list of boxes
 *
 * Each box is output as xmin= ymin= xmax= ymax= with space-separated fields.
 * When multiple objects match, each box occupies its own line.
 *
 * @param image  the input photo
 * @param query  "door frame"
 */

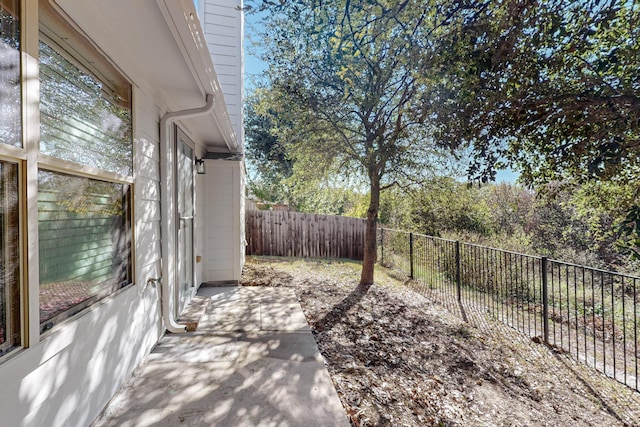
xmin=174 ymin=126 xmax=197 ymax=316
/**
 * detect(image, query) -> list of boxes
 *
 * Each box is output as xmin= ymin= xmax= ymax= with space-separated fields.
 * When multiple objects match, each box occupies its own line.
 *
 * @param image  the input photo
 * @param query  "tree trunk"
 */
xmin=358 ymin=176 xmax=380 ymax=290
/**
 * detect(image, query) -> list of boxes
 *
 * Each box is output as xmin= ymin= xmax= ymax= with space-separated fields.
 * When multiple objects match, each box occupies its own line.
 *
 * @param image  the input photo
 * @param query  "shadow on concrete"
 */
xmin=92 ymin=287 xmax=349 ymax=427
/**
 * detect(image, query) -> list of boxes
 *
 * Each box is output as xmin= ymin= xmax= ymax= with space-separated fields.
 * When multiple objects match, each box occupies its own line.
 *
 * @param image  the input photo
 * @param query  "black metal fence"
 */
xmin=378 ymin=227 xmax=640 ymax=392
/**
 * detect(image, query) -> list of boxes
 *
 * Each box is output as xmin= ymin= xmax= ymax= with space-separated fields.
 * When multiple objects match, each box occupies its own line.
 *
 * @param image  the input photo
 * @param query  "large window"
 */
xmin=0 ymin=0 xmax=20 ymax=148
xmin=0 ymin=0 xmax=20 ymax=357
xmin=38 ymin=2 xmax=133 ymax=333
xmin=0 ymin=0 xmax=135 ymax=346
xmin=39 ymin=39 xmax=132 ymax=175
xmin=39 ymin=1 xmax=132 ymax=175
xmin=0 ymin=161 xmax=19 ymax=355
xmin=38 ymin=171 xmax=131 ymax=329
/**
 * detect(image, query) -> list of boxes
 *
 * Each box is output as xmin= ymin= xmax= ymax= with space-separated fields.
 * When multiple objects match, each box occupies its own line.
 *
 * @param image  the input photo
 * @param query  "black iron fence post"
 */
xmin=455 ymin=240 xmax=461 ymax=302
xmin=409 ymin=232 xmax=414 ymax=279
xmin=380 ymin=227 xmax=384 ymax=266
xmin=541 ymin=256 xmax=549 ymax=344
xmin=377 ymin=228 xmax=638 ymax=393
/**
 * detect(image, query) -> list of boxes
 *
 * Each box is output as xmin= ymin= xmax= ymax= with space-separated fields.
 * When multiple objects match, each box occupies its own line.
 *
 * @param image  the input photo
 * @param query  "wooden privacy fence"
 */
xmin=245 ymin=210 xmax=367 ymax=260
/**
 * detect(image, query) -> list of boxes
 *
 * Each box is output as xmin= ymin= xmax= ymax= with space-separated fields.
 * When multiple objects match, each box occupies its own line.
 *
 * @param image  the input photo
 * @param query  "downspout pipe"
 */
xmin=160 ymin=94 xmax=215 ymax=333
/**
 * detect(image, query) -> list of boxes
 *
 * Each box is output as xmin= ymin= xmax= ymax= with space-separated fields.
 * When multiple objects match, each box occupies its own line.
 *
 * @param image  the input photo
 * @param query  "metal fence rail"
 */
xmin=378 ymin=227 xmax=640 ymax=392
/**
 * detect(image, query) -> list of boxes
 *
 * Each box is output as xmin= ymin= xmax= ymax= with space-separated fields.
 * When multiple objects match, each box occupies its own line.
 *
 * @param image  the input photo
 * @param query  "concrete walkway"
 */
xmin=92 ymin=287 xmax=349 ymax=427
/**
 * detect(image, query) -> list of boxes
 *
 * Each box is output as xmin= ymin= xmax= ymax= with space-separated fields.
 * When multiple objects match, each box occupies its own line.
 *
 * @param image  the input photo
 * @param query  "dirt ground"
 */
xmin=241 ymin=256 xmax=640 ymax=427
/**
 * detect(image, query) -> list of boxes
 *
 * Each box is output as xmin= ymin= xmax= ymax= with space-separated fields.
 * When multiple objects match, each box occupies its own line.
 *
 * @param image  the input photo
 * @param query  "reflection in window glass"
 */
xmin=0 ymin=161 xmax=19 ymax=355
xmin=0 ymin=0 xmax=21 ymax=148
xmin=39 ymin=40 xmax=132 ymax=176
xmin=38 ymin=170 xmax=131 ymax=330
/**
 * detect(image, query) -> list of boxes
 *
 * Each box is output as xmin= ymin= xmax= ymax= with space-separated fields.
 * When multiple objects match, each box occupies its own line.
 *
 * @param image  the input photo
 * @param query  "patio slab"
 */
xmin=92 ymin=287 xmax=349 ymax=427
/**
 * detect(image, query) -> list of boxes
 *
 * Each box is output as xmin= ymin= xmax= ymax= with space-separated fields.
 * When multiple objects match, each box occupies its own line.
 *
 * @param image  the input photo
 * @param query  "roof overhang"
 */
xmin=52 ymin=0 xmax=238 ymax=152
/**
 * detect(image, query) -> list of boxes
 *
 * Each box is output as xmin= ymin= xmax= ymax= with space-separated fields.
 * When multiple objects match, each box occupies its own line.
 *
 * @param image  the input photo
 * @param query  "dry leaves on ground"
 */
xmin=241 ymin=256 xmax=640 ymax=427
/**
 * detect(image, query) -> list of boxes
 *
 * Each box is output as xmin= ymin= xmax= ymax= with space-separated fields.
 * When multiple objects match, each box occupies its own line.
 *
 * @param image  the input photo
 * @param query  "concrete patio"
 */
xmin=91 ymin=286 xmax=349 ymax=426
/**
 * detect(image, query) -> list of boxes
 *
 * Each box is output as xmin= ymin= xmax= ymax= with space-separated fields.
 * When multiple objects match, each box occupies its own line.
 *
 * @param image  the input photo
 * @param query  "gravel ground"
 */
xmin=241 ymin=256 xmax=640 ymax=427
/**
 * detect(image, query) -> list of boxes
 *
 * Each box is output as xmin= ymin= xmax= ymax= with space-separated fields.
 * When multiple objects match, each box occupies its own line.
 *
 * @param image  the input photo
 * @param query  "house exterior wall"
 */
xmin=134 ymin=90 xmax=164 ymax=305
xmin=195 ymin=169 xmax=207 ymax=288
xmin=0 ymin=86 xmax=164 ymax=427
xmin=200 ymin=0 xmax=246 ymax=283
xmin=201 ymin=0 xmax=244 ymax=143
xmin=0 ymin=286 xmax=160 ymax=427
xmin=203 ymin=159 xmax=243 ymax=282
xmin=0 ymin=1 xmax=241 ymax=426
xmin=240 ymin=164 xmax=247 ymax=269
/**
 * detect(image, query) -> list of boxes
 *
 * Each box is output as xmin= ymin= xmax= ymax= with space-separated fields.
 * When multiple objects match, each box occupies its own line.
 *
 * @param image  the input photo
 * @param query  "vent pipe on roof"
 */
xmin=159 ymin=94 xmax=215 ymax=333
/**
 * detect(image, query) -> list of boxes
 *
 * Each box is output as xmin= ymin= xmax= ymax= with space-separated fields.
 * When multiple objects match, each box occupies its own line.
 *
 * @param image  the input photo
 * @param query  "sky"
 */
xmin=495 ymin=168 xmax=519 ymax=183
xmin=244 ymin=10 xmax=268 ymax=93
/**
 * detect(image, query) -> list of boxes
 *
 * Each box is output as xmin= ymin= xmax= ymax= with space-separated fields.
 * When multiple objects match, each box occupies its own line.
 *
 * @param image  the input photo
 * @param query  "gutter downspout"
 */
xmin=160 ymin=94 xmax=215 ymax=333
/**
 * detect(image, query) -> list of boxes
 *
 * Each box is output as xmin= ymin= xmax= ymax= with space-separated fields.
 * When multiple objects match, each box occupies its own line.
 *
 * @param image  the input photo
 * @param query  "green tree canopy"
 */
xmin=433 ymin=0 xmax=640 ymax=185
xmin=245 ymin=91 xmax=293 ymax=184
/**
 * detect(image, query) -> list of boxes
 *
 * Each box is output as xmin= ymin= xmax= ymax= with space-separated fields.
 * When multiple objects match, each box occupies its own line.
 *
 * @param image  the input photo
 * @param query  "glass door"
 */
xmin=176 ymin=129 xmax=195 ymax=315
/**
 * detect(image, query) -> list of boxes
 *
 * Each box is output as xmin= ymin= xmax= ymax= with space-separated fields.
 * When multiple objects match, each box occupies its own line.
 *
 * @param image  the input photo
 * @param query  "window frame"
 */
xmin=0 ymin=158 xmax=22 ymax=356
xmin=38 ymin=14 xmax=133 ymax=178
xmin=0 ymin=0 xmax=23 ymax=359
xmin=175 ymin=127 xmax=197 ymax=315
xmin=0 ymin=0 xmax=138 ymax=356
xmin=0 ymin=0 xmax=22 ymax=149
xmin=35 ymin=2 xmax=135 ymax=335
xmin=37 ymin=169 xmax=133 ymax=333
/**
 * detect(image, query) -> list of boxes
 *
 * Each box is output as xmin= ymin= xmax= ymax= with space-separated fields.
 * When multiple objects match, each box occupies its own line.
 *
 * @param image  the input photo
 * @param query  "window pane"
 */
xmin=0 ymin=0 xmax=21 ymax=148
xmin=0 ymin=161 xmax=20 ymax=355
xmin=39 ymin=40 xmax=132 ymax=176
xmin=38 ymin=170 xmax=131 ymax=330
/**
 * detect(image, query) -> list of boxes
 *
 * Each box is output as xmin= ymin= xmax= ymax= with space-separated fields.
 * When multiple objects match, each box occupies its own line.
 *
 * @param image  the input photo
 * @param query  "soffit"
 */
xmin=51 ymin=0 xmax=238 ymax=152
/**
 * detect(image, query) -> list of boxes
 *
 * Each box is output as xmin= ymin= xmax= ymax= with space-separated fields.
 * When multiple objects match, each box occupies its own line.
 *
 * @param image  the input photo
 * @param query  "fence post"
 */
xmin=541 ymin=256 xmax=549 ymax=344
xmin=455 ymin=240 xmax=461 ymax=302
xmin=380 ymin=228 xmax=384 ymax=266
xmin=409 ymin=232 xmax=414 ymax=279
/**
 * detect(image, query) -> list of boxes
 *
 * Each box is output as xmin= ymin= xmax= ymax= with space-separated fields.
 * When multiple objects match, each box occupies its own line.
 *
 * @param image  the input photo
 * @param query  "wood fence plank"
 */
xmin=244 ymin=210 xmax=366 ymax=260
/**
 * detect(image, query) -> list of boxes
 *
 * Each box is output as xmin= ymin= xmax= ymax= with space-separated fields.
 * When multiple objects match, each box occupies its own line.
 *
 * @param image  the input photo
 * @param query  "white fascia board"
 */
xmin=156 ymin=0 xmax=238 ymax=151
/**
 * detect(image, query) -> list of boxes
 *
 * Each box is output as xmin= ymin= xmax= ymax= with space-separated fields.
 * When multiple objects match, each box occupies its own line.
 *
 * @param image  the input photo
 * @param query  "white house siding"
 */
xmin=0 ymin=86 xmax=165 ymax=427
xmin=199 ymin=0 xmax=246 ymax=283
xmin=0 ymin=287 xmax=160 ymax=427
xmin=201 ymin=0 xmax=244 ymax=142
xmin=203 ymin=159 xmax=243 ymax=282
xmin=240 ymin=165 xmax=247 ymax=269
xmin=195 ymin=156 xmax=207 ymax=288
xmin=134 ymin=90 xmax=164 ymax=307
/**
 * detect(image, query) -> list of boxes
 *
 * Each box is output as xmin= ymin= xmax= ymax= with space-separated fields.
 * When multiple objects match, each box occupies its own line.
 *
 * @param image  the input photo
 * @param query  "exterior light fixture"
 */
xmin=195 ymin=157 xmax=206 ymax=174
